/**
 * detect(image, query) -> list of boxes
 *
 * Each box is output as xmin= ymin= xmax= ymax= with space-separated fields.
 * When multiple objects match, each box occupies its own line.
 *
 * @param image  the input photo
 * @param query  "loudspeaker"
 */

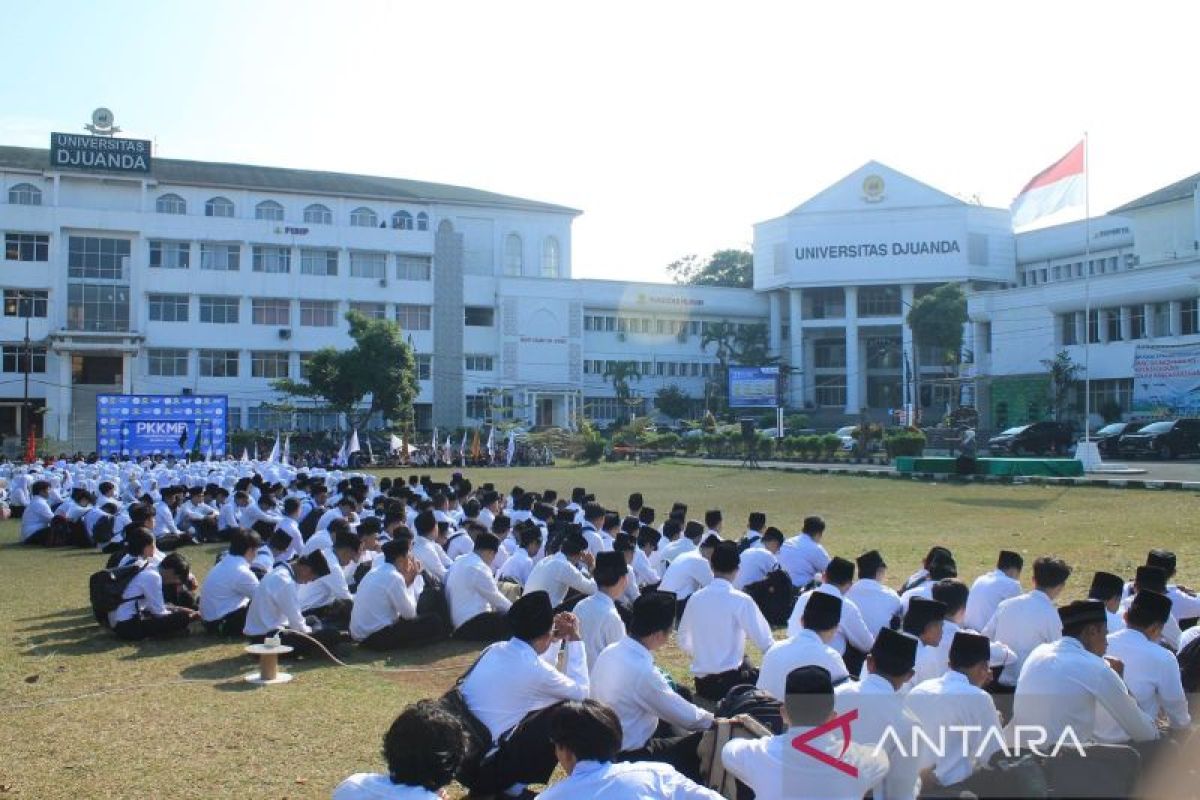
xmin=739 ymin=418 xmax=756 ymax=441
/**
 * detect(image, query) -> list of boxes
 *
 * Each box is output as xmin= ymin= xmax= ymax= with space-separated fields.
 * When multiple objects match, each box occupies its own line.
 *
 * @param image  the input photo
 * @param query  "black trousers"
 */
xmin=619 ymin=730 xmax=705 ymax=782
xmin=464 ymin=702 xmax=564 ymax=794
xmin=21 ymin=527 xmax=51 ymax=546
xmin=694 ymin=658 xmax=759 ymax=702
xmin=217 ymin=526 xmax=241 ymax=542
xmin=163 ymin=584 xmax=199 ymax=611
xmin=556 ymin=589 xmax=588 ymax=614
xmin=452 ymin=611 xmax=511 ymax=643
xmin=156 ymin=533 xmax=196 ymax=551
xmin=190 ymin=518 xmax=219 ymax=542
xmin=112 ymin=610 xmax=193 ymax=641
xmin=248 ymin=623 xmax=345 ymax=658
xmin=204 ymin=605 xmax=250 ymax=637
xmin=307 ymin=599 xmax=353 ymax=630
xmin=360 ymin=614 xmax=447 ymax=650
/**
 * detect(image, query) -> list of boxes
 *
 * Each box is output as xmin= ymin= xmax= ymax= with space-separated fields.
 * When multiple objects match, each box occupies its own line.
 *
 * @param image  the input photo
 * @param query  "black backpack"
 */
xmin=736 ymin=534 xmax=759 ymax=554
xmin=92 ymin=515 xmax=116 ymax=545
xmin=1180 ymin=636 xmax=1200 ymax=693
xmin=743 ymin=568 xmax=797 ymax=627
xmin=88 ymin=563 xmax=145 ymax=627
xmin=416 ymin=572 xmax=451 ymax=626
xmin=715 ymin=684 xmax=785 ymax=734
xmin=298 ymin=508 xmax=324 ymax=541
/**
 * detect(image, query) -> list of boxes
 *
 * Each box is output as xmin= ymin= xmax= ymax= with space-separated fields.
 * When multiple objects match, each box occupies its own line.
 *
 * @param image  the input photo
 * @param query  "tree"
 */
xmin=603 ymin=360 xmax=642 ymax=424
xmin=272 ymin=311 xmax=420 ymax=433
xmin=906 ymin=283 xmax=968 ymax=423
xmin=1041 ymin=350 xmax=1084 ymax=422
xmin=666 ymin=249 xmax=752 ymax=288
xmin=654 ymin=385 xmax=692 ymax=421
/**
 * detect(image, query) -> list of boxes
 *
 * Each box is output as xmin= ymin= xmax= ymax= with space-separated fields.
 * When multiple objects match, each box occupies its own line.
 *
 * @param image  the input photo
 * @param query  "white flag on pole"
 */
xmin=348 ymin=429 xmax=361 ymax=455
xmin=505 ymin=431 xmax=516 ymax=466
xmin=389 ymin=433 xmax=404 ymax=452
xmin=335 ymin=439 xmax=347 ymax=467
xmin=486 ymin=426 xmax=495 ymax=460
xmin=282 ymin=435 xmax=290 ymax=465
xmin=267 ymin=434 xmax=281 ymax=464
xmin=459 ymin=429 xmax=468 ymax=458
xmin=240 ymin=448 xmax=249 ymax=463
xmin=253 ymin=441 xmax=259 ymax=462
xmin=443 ymin=434 xmax=452 ymax=463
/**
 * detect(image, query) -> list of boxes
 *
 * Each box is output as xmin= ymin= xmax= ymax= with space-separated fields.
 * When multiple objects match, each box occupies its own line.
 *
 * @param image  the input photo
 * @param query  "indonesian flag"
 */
xmin=1010 ymin=141 xmax=1085 ymax=227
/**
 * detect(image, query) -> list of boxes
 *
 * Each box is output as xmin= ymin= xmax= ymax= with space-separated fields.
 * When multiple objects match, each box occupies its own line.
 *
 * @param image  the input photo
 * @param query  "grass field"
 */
xmin=1 ymin=462 xmax=1197 ymax=799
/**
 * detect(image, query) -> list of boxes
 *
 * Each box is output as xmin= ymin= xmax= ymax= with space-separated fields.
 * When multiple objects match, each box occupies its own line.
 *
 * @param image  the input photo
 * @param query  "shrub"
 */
xmin=681 ymin=435 xmax=702 ymax=455
xmin=819 ymin=433 xmax=842 ymax=458
xmin=884 ymin=429 xmax=926 ymax=457
xmin=797 ymin=435 xmax=819 ymax=460
xmin=655 ymin=431 xmax=680 ymax=451
xmin=785 ymin=413 xmax=810 ymax=432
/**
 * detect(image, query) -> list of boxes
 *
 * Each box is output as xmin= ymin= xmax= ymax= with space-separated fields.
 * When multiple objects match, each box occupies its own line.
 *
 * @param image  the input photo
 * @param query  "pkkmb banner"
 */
xmin=96 ymin=394 xmax=229 ymax=458
xmin=1132 ymin=343 xmax=1200 ymax=415
xmin=728 ymin=366 xmax=780 ymax=408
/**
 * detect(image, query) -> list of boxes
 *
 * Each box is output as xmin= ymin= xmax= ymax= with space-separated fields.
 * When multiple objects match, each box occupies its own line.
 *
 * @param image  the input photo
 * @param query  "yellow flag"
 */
xmin=470 ymin=428 xmax=481 ymax=460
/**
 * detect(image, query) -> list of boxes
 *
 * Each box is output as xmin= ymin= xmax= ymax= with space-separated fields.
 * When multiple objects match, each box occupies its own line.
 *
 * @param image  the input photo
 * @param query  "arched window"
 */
xmin=255 ymin=200 xmax=284 ymax=221
xmin=303 ymin=203 xmax=332 ymax=225
xmin=8 ymin=183 xmax=42 ymax=206
xmin=392 ymin=210 xmax=413 ymax=230
xmin=156 ymin=193 xmax=186 ymax=215
xmin=349 ymin=206 xmax=378 ymax=228
xmin=504 ymin=233 xmax=524 ymax=276
xmin=541 ymin=236 xmax=561 ymax=278
xmin=416 ymin=211 xmax=429 ymax=231
xmin=205 ymin=196 xmax=235 ymax=218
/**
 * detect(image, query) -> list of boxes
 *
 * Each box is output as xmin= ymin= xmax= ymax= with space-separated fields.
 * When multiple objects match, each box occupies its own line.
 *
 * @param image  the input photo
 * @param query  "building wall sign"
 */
xmin=795 ymin=240 xmax=961 ymax=261
xmin=49 ymin=133 xmax=151 ymax=174
xmin=636 ymin=293 xmax=704 ymax=307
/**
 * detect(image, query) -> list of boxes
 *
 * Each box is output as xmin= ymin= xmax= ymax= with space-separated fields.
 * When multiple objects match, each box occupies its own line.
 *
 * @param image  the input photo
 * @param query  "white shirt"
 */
xmin=734 ymin=544 xmax=779 ymax=589
xmin=776 ymin=533 xmax=830 ymax=587
xmin=1118 ymin=594 xmax=1182 ymax=650
xmin=198 ymin=554 xmax=259 ymax=622
xmin=460 ymin=638 xmax=589 ymax=743
xmin=658 ymin=548 xmax=714 ymax=601
xmin=631 ymin=548 xmax=660 ymax=587
xmin=20 ymin=495 xmax=54 ymax=540
xmin=538 ymin=760 xmax=722 ymax=800
xmin=981 ymin=589 xmax=1061 ymax=686
xmin=573 ymin=591 xmax=626 ymax=671
xmin=757 ymin=628 xmax=848 ymax=701
xmin=331 ymin=774 xmax=437 ymax=799
xmin=787 ymin=584 xmax=875 ymax=655
xmin=302 ymin=529 xmax=332 ymax=556
xmin=591 ymin=636 xmax=714 ymax=750
xmin=846 ymin=578 xmax=903 ymax=638
xmin=497 ymin=548 xmax=535 ymax=586
xmin=836 ymin=673 xmax=922 ymax=800
xmin=722 ymin=726 xmax=889 ymax=800
xmin=1094 ymin=627 xmax=1190 ymax=742
xmin=108 ymin=559 xmax=169 ymax=626
xmin=244 ymin=563 xmax=310 ymax=636
xmin=1011 ymin=636 xmax=1157 ymax=744
xmin=315 ymin=506 xmax=346 ymax=534
xmin=678 ymin=578 xmax=774 ymax=677
xmin=276 ymin=515 xmax=304 ymax=561
xmin=657 ymin=536 xmax=696 ymax=571
xmin=909 ymin=619 xmax=1014 ymax=687
xmin=218 ymin=499 xmax=241 ymax=530
xmin=298 ymin=549 xmax=353 ymax=611
xmin=897 ymin=582 xmax=933 ymax=614
xmin=153 ymin=501 xmax=181 ymax=537
xmin=350 ymin=562 xmax=419 ymax=641
xmin=963 ymin=569 xmax=1022 ymax=631
xmin=411 ymin=535 xmax=453 ymax=582
xmin=444 ymin=530 xmax=474 ymax=561
xmin=524 ymin=552 xmax=597 ymax=607
xmin=908 ymin=670 xmax=1004 ymax=786
xmin=445 ymin=552 xmax=512 ymax=629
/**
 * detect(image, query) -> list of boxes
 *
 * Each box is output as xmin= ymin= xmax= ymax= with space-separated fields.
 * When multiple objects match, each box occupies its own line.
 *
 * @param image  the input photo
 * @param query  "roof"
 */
xmin=0 ymin=145 xmax=581 ymax=216
xmin=1109 ymin=170 xmax=1200 ymax=214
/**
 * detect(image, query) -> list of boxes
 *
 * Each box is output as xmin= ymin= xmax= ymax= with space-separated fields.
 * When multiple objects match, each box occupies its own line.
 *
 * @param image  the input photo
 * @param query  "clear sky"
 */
xmin=3 ymin=1 xmax=1197 ymax=282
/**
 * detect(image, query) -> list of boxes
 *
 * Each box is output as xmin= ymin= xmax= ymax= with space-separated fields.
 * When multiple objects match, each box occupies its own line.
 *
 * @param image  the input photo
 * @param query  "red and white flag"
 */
xmin=1010 ymin=140 xmax=1085 ymax=227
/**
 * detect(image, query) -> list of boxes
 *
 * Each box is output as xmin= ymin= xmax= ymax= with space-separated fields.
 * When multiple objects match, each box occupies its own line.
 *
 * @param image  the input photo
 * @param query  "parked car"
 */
xmin=1088 ymin=421 xmax=1144 ymax=457
xmin=987 ymin=421 xmax=1075 ymax=456
xmin=834 ymin=425 xmax=857 ymax=452
xmin=1118 ymin=418 xmax=1200 ymax=460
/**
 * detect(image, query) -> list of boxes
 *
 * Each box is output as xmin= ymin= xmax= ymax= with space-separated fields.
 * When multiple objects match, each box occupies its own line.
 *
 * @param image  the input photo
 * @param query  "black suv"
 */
xmin=1118 ymin=419 xmax=1200 ymax=460
xmin=987 ymin=421 xmax=1075 ymax=456
xmin=1090 ymin=421 xmax=1145 ymax=457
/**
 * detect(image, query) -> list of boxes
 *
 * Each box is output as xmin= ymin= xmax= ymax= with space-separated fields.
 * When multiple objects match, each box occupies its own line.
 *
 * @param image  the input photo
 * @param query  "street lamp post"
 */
xmin=20 ymin=293 xmax=33 ymax=460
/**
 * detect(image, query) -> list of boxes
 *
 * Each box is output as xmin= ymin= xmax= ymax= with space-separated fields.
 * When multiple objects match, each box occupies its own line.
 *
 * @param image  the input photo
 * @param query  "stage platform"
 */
xmin=894 ymin=456 xmax=1085 ymax=478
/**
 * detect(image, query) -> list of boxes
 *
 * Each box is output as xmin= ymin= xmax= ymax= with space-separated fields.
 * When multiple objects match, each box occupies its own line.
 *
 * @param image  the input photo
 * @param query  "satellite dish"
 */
xmin=92 ymin=108 xmax=114 ymax=128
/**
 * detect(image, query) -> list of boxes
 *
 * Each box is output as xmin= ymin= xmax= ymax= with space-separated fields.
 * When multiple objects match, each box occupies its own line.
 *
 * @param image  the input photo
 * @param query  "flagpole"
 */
xmin=1082 ymin=131 xmax=1092 ymax=454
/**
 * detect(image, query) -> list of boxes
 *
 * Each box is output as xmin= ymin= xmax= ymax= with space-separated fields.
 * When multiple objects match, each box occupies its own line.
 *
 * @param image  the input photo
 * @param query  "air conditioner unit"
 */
xmin=617 ymin=332 xmax=626 ymax=342
xmin=1124 ymin=254 xmax=1139 ymax=267
xmin=181 ymin=387 xmax=193 ymax=396
xmin=378 ymin=278 xmax=388 ymax=288
xmin=278 ymin=328 xmax=292 ymax=340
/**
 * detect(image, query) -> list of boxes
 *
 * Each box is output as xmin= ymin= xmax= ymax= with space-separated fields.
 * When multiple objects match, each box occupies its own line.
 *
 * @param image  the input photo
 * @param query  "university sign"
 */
xmin=49 ymin=132 xmax=152 ymax=174
xmin=794 ymin=240 xmax=962 ymax=261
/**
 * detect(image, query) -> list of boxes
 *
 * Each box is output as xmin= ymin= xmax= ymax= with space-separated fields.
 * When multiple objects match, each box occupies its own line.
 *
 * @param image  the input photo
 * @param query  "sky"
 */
xmin=3 ymin=1 xmax=1198 ymax=282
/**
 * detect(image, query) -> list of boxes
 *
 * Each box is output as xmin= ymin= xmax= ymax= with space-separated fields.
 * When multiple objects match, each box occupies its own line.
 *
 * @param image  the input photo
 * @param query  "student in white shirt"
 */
xmin=524 ymin=529 xmax=597 ymax=609
xmin=274 ymin=497 xmax=305 ymax=561
xmin=108 ymin=529 xmax=199 ymax=639
xmin=632 ymin=526 xmax=662 ymax=588
xmin=538 ymin=699 xmax=722 ymax=800
xmin=724 ymin=665 xmax=889 ymax=800
xmin=982 ymin=555 xmax=1069 ymax=687
xmin=243 ymin=551 xmax=346 ymax=656
xmin=217 ymin=490 xmax=243 ymax=539
xmin=776 ymin=515 xmax=831 ymax=589
xmin=572 ymin=551 xmax=628 ymax=670
xmin=845 ymin=549 xmax=902 ymax=638
xmin=657 ymin=519 xmax=701 ymax=572
xmin=178 ymin=485 xmax=219 ymax=542
xmin=962 ymin=550 xmax=1023 ymax=631
xmin=787 ymin=556 xmax=876 ymax=666
xmin=735 ymin=526 xmax=784 ymax=590
xmin=200 ymin=529 xmax=262 ymax=636
xmin=300 ymin=531 xmax=359 ymax=628
xmin=351 ymin=538 xmax=445 ymax=649
xmin=334 ymin=705 xmax=466 ymax=800
xmin=19 ymin=480 xmax=55 ymax=544
xmin=1088 ymin=571 xmax=1127 ymax=633
xmin=898 ymin=545 xmax=952 ymax=593
xmin=759 ymin=590 xmax=848 ymax=700
xmin=458 ymin=591 xmax=589 ymax=797
xmin=902 ymin=596 xmax=948 ymax=688
xmin=1141 ymin=548 xmax=1200 ymax=623
xmin=1119 ymin=565 xmax=1183 ymax=651
xmin=679 ymin=542 xmax=775 ymax=702
xmin=497 ymin=523 xmax=542 ymax=586
xmin=737 ymin=511 xmax=767 ymax=551
xmin=446 ymin=532 xmax=514 ymax=642
xmin=579 ymin=503 xmax=607 ymax=555
xmin=898 ymin=556 xmax=957 ymax=614
xmin=658 ymin=533 xmax=720 ymax=606
xmin=411 ymin=510 xmax=453 ymax=583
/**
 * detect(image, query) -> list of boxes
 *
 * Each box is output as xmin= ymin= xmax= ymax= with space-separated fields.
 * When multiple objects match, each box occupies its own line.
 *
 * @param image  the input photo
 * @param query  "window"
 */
xmin=255 ymin=200 xmax=284 ymax=221
xmin=813 ymin=339 xmax=847 ymax=368
xmin=7 ymin=183 xmax=41 ymax=206
xmin=867 ymin=376 xmax=902 ymax=408
xmin=1105 ymin=309 xmax=1122 ymax=342
xmin=68 ymin=236 xmax=130 ymax=280
xmin=392 ymin=211 xmax=413 ymax=230
xmin=149 ymin=240 xmax=190 ymax=269
xmin=1153 ymin=302 xmax=1172 ymax=337
xmin=299 ymin=248 xmax=337 ymax=276
xmin=350 ymin=251 xmax=387 ymax=279
xmin=1129 ymin=306 xmax=1146 ymax=340
xmin=295 ymin=408 xmax=341 ymax=432
xmin=3 ymin=290 xmax=47 ymax=318
xmin=395 ymin=304 xmax=431 ymax=331
xmin=396 ymin=254 xmax=431 ymax=281
xmin=350 ymin=207 xmax=378 ymax=228
xmin=815 ymin=375 xmax=847 ymax=407
xmin=251 ymin=351 xmax=290 ymax=379
xmin=465 ymin=306 xmax=494 ymax=327
xmin=1087 ymin=309 xmax=1100 ymax=344
xmin=1086 ymin=378 xmax=1134 ymax=417
xmin=156 ymin=193 xmax=186 ymax=215
xmin=465 ymin=395 xmax=489 ymax=419
xmin=252 ymin=298 xmax=290 ymax=326
xmin=195 ymin=243 xmax=238 ymax=272
xmin=148 ymin=293 xmax=189 ymax=322
xmin=247 ymin=405 xmax=290 ymax=430
xmin=865 ymin=337 xmax=900 ymax=369
xmin=199 ymin=296 xmax=239 ymax=324
xmin=252 ymin=245 xmax=291 ymax=273
xmin=199 ymin=349 xmax=239 ymax=377
xmin=300 ymin=299 xmax=337 ymax=327
xmin=349 ymin=302 xmax=386 ymax=320
xmin=147 ymin=348 xmax=188 ymax=377
xmin=2 ymin=345 xmax=45 ymax=373
xmin=1060 ymin=313 xmax=1078 ymax=346
xmin=465 ymin=354 xmax=494 ymax=371
xmin=67 ymin=284 xmax=130 ymax=332
xmin=1183 ymin=299 xmax=1199 ymax=336
xmin=858 ymin=286 xmax=901 ymax=317
xmin=807 ymin=287 xmax=845 ymax=319
xmin=541 ymin=237 xmax=560 ymax=277
xmin=416 ymin=212 xmax=429 ymax=231
xmin=415 ymin=354 xmax=431 ymax=380
xmin=496 ymin=233 xmax=521 ymax=276
xmin=303 ymin=204 xmax=332 ymax=225
xmin=205 ymin=196 xmax=235 ymax=218
xmin=5 ymin=233 xmax=48 ymax=262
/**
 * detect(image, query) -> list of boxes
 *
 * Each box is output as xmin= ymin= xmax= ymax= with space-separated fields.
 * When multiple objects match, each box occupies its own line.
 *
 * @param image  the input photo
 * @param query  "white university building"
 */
xmin=0 ymin=126 xmax=1197 ymax=452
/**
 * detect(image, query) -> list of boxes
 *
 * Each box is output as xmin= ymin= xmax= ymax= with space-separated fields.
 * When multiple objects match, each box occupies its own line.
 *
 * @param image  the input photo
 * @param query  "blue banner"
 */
xmin=728 ymin=366 xmax=780 ymax=408
xmin=96 ymin=394 xmax=229 ymax=458
xmin=1132 ymin=343 xmax=1200 ymax=415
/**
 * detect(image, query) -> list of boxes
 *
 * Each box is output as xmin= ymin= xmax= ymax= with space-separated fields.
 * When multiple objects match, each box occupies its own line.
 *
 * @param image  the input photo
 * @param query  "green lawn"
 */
xmin=0 ymin=462 xmax=1196 ymax=799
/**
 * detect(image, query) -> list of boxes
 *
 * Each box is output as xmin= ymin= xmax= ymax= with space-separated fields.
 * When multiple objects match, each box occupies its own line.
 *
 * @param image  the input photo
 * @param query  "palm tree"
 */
xmin=603 ymin=360 xmax=642 ymax=423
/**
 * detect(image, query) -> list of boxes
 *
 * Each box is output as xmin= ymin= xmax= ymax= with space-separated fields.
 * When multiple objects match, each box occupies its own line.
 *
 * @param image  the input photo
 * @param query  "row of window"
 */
xmin=151 ymin=193 xmax=433 ymax=230
xmin=141 ymin=349 xmax=437 ymax=380
xmin=582 ymin=359 xmax=716 ymax=378
xmin=145 ymin=242 xmax=433 ymax=280
xmin=140 ymin=296 xmax=491 ymax=330
xmin=1058 ymin=299 xmax=1200 ymax=345
xmin=583 ymin=315 xmax=759 ymax=337
xmin=1021 ymin=255 xmax=1127 ymax=287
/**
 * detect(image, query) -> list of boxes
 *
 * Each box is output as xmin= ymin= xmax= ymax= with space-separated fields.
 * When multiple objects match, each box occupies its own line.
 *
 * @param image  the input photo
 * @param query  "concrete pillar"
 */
xmin=1074 ymin=311 xmax=1086 ymax=346
xmin=767 ymin=291 xmax=781 ymax=358
xmin=1170 ymin=301 xmax=1183 ymax=337
xmin=788 ymin=289 xmax=804 ymax=407
xmin=1119 ymin=307 xmax=1131 ymax=341
xmin=901 ymin=285 xmax=915 ymax=411
xmin=1144 ymin=303 xmax=1156 ymax=338
xmin=55 ymin=353 xmax=72 ymax=441
xmin=120 ymin=353 xmax=133 ymax=394
xmin=844 ymin=286 xmax=861 ymax=414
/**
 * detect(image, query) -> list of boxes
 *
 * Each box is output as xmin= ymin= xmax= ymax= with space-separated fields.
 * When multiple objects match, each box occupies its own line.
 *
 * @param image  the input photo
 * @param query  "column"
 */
xmin=55 ymin=352 xmax=72 ymax=441
xmin=767 ymin=291 xmax=781 ymax=358
xmin=843 ymin=286 xmax=861 ymax=414
xmin=901 ymin=285 xmax=915 ymax=414
xmin=1145 ymin=303 xmax=1156 ymax=338
xmin=1074 ymin=311 xmax=1086 ymax=346
xmin=1170 ymin=301 xmax=1183 ymax=338
xmin=120 ymin=353 xmax=133 ymax=394
xmin=1119 ymin=306 xmax=1131 ymax=342
xmin=788 ymin=289 xmax=804 ymax=407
